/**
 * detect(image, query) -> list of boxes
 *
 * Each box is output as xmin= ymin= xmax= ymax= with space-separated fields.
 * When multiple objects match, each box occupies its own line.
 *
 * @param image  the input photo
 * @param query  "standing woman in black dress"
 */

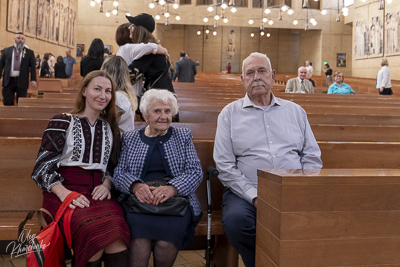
xmin=81 ymin=38 xmax=105 ymax=77
xmin=54 ymin=56 xmax=68 ymax=78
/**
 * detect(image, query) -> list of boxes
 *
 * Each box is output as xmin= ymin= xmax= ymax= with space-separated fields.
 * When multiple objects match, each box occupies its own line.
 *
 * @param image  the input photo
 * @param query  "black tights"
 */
xmin=130 ymin=238 xmax=178 ymax=267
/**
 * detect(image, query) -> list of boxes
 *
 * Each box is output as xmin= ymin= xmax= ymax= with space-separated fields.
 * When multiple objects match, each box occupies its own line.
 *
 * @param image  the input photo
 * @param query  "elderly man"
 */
xmin=285 ymin=66 xmax=314 ymax=93
xmin=327 ymin=71 xmax=355 ymax=94
xmin=63 ymin=48 xmax=76 ymax=78
xmin=214 ymin=52 xmax=322 ymax=267
xmin=0 ymin=32 xmax=37 ymax=105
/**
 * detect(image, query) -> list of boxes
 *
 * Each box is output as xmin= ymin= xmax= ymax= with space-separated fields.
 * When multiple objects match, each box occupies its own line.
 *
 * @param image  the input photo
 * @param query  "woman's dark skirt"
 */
xmin=123 ymin=201 xmax=199 ymax=250
xmin=42 ymin=166 xmax=130 ymax=267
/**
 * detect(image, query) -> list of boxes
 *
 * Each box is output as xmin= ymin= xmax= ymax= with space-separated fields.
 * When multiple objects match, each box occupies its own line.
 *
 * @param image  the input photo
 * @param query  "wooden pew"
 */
xmin=3 ymin=118 xmax=400 ymax=143
xmin=257 ymin=169 xmax=400 ymax=266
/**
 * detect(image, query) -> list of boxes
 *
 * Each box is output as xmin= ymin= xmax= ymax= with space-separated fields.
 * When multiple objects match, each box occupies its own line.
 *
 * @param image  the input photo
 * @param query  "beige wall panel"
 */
xmin=239 ymin=27 xmax=261 ymax=74
xmin=276 ymin=30 xmax=299 ymax=74
xmin=260 ymin=29 xmax=279 ymax=72
xmin=202 ymin=29 xmax=223 ymax=72
xmin=184 ymin=26 xmax=203 ymax=70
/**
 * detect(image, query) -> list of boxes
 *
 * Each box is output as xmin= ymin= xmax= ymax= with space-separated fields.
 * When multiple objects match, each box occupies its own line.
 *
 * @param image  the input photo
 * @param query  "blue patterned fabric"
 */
xmin=113 ymin=126 xmax=203 ymax=216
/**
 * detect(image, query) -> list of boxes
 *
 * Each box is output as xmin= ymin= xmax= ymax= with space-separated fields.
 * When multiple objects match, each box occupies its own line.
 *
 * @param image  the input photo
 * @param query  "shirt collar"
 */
xmin=243 ymin=93 xmax=281 ymax=109
xmin=298 ymin=77 xmax=304 ymax=83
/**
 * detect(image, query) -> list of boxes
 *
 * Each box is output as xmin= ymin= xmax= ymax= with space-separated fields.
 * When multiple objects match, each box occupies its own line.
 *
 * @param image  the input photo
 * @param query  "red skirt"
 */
xmin=42 ymin=166 xmax=130 ymax=267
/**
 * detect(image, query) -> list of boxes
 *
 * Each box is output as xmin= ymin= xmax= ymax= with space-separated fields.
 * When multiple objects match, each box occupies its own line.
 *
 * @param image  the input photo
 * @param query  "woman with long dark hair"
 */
xmin=80 ymin=38 xmax=105 ymax=77
xmin=54 ymin=55 xmax=68 ymax=78
xmin=31 ymin=70 xmax=130 ymax=267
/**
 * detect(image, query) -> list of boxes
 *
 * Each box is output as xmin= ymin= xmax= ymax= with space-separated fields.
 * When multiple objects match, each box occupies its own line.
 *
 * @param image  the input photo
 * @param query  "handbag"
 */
xmin=27 ymin=191 xmax=81 ymax=267
xmin=124 ymin=177 xmax=189 ymax=217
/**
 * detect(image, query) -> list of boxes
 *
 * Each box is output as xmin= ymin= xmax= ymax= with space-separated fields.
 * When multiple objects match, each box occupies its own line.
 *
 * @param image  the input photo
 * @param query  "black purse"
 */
xmin=124 ymin=177 xmax=189 ymax=217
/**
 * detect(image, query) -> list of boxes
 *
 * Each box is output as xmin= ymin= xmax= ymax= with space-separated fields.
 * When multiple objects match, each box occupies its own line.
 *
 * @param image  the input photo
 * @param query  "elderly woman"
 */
xmin=101 ymin=55 xmax=137 ymax=133
xmin=31 ymin=71 xmax=130 ymax=267
xmin=376 ymin=58 xmax=392 ymax=95
xmin=327 ymin=71 xmax=355 ymax=95
xmin=113 ymin=89 xmax=203 ymax=267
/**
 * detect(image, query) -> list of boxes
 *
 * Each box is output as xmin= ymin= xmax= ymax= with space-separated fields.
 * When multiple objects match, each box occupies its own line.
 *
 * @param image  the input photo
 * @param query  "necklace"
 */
xmin=145 ymin=125 xmax=168 ymax=137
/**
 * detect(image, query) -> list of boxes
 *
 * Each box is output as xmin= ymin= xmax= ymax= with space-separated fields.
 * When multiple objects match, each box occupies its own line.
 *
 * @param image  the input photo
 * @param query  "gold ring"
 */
xmin=160 ymin=194 xmax=165 ymax=199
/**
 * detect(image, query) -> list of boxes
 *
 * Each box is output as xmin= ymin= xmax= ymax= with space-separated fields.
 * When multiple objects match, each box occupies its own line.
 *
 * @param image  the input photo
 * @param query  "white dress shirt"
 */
xmin=214 ymin=94 xmax=322 ymax=204
xmin=376 ymin=65 xmax=391 ymax=89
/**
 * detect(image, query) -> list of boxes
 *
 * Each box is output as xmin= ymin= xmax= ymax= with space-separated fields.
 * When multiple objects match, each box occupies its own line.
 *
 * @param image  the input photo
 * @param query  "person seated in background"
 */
xmin=285 ymin=66 xmax=314 ymax=93
xmin=31 ymin=70 xmax=130 ymax=267
xmin=39 ymin=53 xmax=50 ymax=78
xmin=323 ymin=63 xmax=332 ymax=87
xmin=327 ymin=71 xmax=355 ymax=94
xmin=80 ymin=38 xmax=105 ymax=77
xmin=113 ymin=89 xmax=203 ymax=267
xmin=101 ymin=55 xmax=137 ymax=133
xmin=307 ymin=72 xmax=315 ymax=87
xmin=54 ymin=56 xmax=68 ymax=78
xmin=214 ymin=52 xmax=322 ymax=267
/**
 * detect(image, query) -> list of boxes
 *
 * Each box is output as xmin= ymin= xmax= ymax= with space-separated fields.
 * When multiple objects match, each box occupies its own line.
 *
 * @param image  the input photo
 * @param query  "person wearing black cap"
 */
xmin=125 ymin=13 xmax=175 ymax=94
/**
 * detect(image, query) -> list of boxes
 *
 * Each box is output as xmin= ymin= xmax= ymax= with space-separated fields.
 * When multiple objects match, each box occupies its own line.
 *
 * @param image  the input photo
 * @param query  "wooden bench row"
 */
xmin=2 ymin=118 xmax=400 ymax=143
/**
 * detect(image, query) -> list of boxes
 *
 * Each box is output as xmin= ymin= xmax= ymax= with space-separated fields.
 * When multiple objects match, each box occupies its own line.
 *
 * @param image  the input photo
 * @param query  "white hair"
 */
xmin=140 ymin=89 xmax=179 ymax=117
xmin=298 ymin=66 xmax=307 ymax=72
xmin=241 ymin=52 xmax=272 ymax=74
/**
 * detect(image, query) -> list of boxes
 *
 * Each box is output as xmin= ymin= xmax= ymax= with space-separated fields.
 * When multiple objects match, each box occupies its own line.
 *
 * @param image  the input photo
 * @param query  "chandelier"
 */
xmin=90 ymin=0 xmax=130 ymax=23
xmin=292 ymin=0 xmax=318 ymax=30
xmin=203 ymin=0 xmax=237 ymax=28
xmin=247 ymin=0 xmax=294 ymax=29
xmin=149 ymin=0 xmax=180 ymax=25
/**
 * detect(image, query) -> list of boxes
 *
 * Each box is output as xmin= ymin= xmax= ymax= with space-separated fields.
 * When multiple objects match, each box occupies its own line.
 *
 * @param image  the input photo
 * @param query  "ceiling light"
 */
xmin=221 ymin=3 xmax=228 ymax=9
xmin=197 ymin=31 xmax=201 ymax=35
xmin=287 ymin=9 xmax=294 ymax=15
xmin=268 ymin=20 xmax=274 ymax=25
xmin=250 ymin=32 xmax=254 ymax=37
xmin=248 ymin=19 xmax=254 ymax=24
xmin=264 ymin=8 xmax=271 ymax=14
xmin=267 ymin=33 xmax=271 ymax=37
xmin=230 ymin=7 xmax=237 ymax=13
xmin=223 ymin=18 xmax=228 ymax=23
xmin=155 ymin=15 xmax=161 ymax=20
xmin=149 ymin=2 xmax=155 ymax=9
xmin=207 ymin=6 xmax=214 ymax=12
xmin=175 ymin=15 xmax=181 ymax=20
xmin=321 ymin=9 xmax=327 ymax=15
xmin=173 ymin=3 xmax=179 ymax=9
xmin=213 ymin=31 xmax=217 ymax=36
xmin=90 ymin=1 xmax=95 ymax=7
xmin=293 ymin=20 xmax=298 ymax=25
xmin=203 ymin=17 xmax=209 ymax=23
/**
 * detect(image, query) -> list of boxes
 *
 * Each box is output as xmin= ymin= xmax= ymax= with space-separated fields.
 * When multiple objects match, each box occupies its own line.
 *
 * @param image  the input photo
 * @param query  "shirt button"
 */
xmin=266 ymin=126 xmax=270 ymax=128
xmin=273 ymin=155 xmax=276 ymax=158
xmin=160 ymin=141 xmax=163 ymax=144
xmin=269 ymin=141 xmax=272 ymax=144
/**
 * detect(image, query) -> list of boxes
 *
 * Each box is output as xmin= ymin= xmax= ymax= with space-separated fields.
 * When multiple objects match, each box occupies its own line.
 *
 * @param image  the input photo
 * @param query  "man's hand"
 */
xmin=31 ymin=81 xmax=37 ymax=87
xmin=380 ymin=87 xmax=384 ymax=92
xmin=252 ymin=197 xmax=257 ymax=208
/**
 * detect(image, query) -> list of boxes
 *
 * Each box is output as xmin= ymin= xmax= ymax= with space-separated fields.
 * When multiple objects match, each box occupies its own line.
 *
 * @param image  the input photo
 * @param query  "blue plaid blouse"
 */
xmin=112 ymin=126 xmax=203 ymax=216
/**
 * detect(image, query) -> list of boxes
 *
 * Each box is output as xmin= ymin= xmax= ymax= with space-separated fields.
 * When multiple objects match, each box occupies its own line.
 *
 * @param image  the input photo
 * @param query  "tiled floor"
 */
xmin=0 ymin=250 xmax=245 ymax=267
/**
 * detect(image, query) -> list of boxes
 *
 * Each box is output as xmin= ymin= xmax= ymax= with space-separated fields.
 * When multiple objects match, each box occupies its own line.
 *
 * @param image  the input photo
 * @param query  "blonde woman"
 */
xmin=376 ymin=58 xmax=392 ymax=95
xmin=101 ymin=56 xmax=138 ymax=133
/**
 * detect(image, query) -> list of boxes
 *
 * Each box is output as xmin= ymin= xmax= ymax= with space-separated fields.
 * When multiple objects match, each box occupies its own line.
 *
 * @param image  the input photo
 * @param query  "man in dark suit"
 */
xmin=0 ymin=32 xmax=37 ymax=105
xmin=174 ymin=51 xmax=198 ymax=83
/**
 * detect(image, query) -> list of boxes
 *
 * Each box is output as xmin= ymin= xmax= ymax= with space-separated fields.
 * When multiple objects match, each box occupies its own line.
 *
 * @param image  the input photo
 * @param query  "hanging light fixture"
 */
xmin=89 ymin=0 xmax=130 ymax=23
xmin=204 ymin=0 xmax=236 ymax=28
xmin=148 ymin=0 xmax=181 ymax=25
